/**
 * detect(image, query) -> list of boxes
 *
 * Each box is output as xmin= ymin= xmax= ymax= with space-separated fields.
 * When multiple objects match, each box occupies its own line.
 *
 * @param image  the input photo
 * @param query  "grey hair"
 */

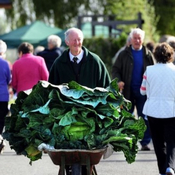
xmin=47 ymin=35 xmax=62 ymax=47
xmin=64 ymin=27 xmax=84 ymax=43
xmin=126 ymin=35 xmax=132 ymax=45
xmin=0 ymin=40 xmax=7 ymax=53
xmin=129 ymin=28 xmax=145 ymax=41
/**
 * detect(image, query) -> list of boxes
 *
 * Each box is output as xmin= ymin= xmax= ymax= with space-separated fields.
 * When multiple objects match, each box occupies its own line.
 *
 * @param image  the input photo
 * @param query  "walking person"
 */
xmin=112 ymin=28 xmax=155 ymax=150
xmin=0 ymin=40 xmax=11 ymax=153
xmin=49 ymin=27 xmax=111 ymax=174
xmin=12 ymin=42 xmax=49 ymax=94
xmin=37 ymin=35 xmax=63 ymax=71
xmin=49 ymin=27 xmax=110 ymax=88
xmin=140 ymin=42 xmax=175 ymax=175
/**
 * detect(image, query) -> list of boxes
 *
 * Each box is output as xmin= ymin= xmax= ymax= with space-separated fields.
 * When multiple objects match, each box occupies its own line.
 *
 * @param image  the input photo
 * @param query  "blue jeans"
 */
xmin=129 ymin=89 xmax=151 ymax=146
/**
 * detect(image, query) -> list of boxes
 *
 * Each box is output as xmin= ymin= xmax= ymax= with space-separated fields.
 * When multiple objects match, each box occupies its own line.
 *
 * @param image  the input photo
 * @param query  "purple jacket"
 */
xmin=0 ymin=57 xmax=11 ymax=101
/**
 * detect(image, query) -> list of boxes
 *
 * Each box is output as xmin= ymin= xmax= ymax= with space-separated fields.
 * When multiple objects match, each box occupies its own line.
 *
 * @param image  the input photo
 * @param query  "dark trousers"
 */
xmin=0 ymin=101 xmax=8 ymax=134
xmin=129 ymin=89 xmax=151 ymax=146
xmin=148 ymin=116 xmax=175 ymax=174
xmin=65 ymin=165 xmax=90 ymax=175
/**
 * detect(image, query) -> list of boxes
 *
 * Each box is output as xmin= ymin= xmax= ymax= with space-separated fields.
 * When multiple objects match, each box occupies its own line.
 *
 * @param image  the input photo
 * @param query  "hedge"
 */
xmin=83 ymin=33 xmax=127 ymax=77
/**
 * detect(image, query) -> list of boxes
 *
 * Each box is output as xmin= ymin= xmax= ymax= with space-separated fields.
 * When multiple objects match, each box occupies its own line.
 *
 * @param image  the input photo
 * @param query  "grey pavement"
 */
xmin=0 ymin=141 xmax=159 ymax=175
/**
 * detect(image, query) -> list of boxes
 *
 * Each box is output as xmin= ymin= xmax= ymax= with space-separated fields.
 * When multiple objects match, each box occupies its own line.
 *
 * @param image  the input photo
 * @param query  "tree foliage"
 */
xmin=150 ymin=0 xmax=175 ymax=36
xmin=5 ymin=0 xmax=159 ymax=42
xmin=6 ymin=0 xmax=175 ymax=41
xmin=101 ymin=0 xmax=158 ymax=42
xmin=5 ymin=0 xmax=96 ymax=29
xmin=84 ymin=33 xmax=127 ymax=75
xmin=33 ymin=0 xmax=90 ymax=29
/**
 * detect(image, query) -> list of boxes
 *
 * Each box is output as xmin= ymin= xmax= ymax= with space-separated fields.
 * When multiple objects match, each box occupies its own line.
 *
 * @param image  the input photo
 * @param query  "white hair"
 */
xmin=129 ymin=28 xmax=145 ymax=41
xmin=0 ymin=40 xmax=7 ymax=54
xmin=64 ymin=27 xmax=84 ymax=43
xmin=47 ymin=35 xmax=62 ymax=47
xmin=126 ymin=35 xmax=132 ymax=46
xmin=34 ymin=45 xmax=45 ymax=55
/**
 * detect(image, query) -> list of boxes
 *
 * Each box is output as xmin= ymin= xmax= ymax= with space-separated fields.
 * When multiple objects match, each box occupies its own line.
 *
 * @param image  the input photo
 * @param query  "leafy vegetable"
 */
xmin=3 ymin=79 xmax=146 ymax=164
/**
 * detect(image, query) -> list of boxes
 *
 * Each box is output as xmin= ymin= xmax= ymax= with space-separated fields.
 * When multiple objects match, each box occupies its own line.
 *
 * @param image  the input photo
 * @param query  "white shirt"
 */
xmin=69 ymin=50 xmax=84 ymax=64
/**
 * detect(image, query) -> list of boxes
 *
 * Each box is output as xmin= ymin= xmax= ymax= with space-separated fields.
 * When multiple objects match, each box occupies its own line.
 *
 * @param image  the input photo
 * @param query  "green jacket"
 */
xmin=49 ymin=46 xmax=111 ymax=88
xmin=112 ymin=45 xmax=154 ymax=100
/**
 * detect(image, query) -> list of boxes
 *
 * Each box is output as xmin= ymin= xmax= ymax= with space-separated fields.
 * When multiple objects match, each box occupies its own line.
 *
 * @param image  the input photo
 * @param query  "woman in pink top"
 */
xmin=12 ymin=42 xmax=49 ymax=93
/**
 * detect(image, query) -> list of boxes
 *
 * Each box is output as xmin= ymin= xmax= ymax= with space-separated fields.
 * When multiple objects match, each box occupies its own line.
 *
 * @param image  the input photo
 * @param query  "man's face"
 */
xmin=66 ymin=31 xmax=83 ymax=56
xmin=131 ymin=33 xmax=143 ymax=50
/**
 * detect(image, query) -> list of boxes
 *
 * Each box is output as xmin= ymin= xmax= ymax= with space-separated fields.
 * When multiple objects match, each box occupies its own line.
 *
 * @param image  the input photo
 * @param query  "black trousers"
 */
xmin=65 ymin=165 xmax=88 ymax=175
xmin=148 ymin=116 xmax=175 ymax=174
xmin=0 ymin=101 xmax=8 ymax=134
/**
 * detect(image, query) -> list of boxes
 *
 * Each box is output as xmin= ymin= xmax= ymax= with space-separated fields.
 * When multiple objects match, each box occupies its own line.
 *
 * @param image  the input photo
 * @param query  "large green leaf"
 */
xmin=3 ymin=79 xmax=146 ymax=164
xmin=59 ymin=111 xmax=77 ymax=126
xmin=30 ymin=99 xmax=51 ymax=114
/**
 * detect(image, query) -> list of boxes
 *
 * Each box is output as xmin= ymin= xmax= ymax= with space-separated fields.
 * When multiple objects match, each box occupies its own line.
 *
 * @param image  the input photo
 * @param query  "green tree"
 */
xmin=5 ymin=0 xmax=159 ymax=41
xmin=150 ymin=0 xmax=175 ymax=36
xmin=5 ymin=0 xmax=93 ymax=29
xmin=0 ymin=18 xmax=8 ymax=34
xmin=102 ymin=0 xmax=158 ymax=42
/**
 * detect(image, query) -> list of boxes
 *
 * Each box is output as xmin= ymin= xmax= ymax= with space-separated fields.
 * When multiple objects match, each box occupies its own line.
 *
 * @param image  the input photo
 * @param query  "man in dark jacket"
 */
xmin=49 ymin=27 xmax=110 ymax=89
xmin=37 ymin=35 xmax=63 ymax=71
xmin=49 ymin=27 xmax=110 ymax=175
xmin=112 ymin=28 xmax=155 ymax=151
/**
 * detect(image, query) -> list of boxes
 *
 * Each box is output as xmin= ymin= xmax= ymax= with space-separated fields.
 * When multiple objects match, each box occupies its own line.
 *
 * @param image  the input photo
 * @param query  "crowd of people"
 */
xmin=0 ymin=26 xmax=175 ymax=175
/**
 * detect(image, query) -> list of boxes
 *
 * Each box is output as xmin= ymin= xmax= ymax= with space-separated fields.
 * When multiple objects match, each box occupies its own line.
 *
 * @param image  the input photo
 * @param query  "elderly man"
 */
xmin=49 ymin=27 xmax=111 ymax=174
xmin=37 ymin=35 xmax=63 ymax=71
xmin=49 ymin=27 xmax=110 ymax=88
xmin=112 ymin=28 xmax=155 ymax=151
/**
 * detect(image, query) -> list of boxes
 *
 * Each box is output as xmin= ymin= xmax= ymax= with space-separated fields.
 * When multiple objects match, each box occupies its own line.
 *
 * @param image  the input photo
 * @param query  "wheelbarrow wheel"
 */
xmin=63 ymin=165 xmax=97 ymax=175
xmin=63 ymin=165 xmax=82 ymax=175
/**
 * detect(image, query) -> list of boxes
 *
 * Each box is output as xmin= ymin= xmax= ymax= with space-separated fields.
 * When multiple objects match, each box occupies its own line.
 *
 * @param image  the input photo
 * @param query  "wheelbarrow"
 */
xmin=47 ymin=148 xmax=107 ymax=175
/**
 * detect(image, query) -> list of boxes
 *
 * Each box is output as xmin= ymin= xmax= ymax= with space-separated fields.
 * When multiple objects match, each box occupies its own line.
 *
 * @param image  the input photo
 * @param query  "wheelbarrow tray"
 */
xmin=47 ymin=148 xmax=106 ymax=166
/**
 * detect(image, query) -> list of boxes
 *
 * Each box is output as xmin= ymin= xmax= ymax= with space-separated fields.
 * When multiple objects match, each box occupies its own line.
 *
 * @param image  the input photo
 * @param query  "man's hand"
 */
xmin=118 ymin=81 xmax=125 ymax=92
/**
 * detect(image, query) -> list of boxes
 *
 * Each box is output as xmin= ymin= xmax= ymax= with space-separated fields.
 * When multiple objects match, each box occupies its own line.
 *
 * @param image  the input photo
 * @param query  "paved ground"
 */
xmin=0 ymin=141 xmax=159 ymax=175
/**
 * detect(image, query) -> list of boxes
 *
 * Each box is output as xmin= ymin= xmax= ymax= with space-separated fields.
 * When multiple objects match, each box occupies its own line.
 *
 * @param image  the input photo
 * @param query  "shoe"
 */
xmin=16 ymin=152 xmax=22 ymax=155
xmin=0 ymin=138 xmax=5 ymax=154
xmin=141 ymin=145 xmax=151 ymax=151
xmin=0 ymin=143 xmax=5 ymax=154
xmin=166 ymin=167 xmax=175 ymax=175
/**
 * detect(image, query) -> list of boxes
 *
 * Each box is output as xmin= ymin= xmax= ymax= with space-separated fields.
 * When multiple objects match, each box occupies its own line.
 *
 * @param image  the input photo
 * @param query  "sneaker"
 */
xmin=166 ymin=167 xmax=175 ymax=175
xmin=141 ymin=145 xmax=151 ymax=151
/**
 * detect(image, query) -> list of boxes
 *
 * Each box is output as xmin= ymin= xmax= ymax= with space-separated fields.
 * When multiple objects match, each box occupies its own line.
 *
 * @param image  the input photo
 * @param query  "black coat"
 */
xmin=49 ymin=46 xmax=111 ymax=88
xmin=37 ymin=47 xmax=62 ymax=71
xmin=112 ymin=45 xmax=155 ymax=100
